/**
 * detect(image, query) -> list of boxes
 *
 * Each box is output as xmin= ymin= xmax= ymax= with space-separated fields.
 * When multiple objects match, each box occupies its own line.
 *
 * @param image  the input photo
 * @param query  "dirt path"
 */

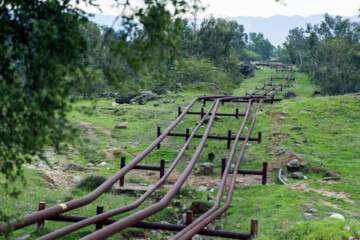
xmin=72 ymin=119 xmax=132 ymax=159
xmin=288 ymin=181 xmax=359 ymax=216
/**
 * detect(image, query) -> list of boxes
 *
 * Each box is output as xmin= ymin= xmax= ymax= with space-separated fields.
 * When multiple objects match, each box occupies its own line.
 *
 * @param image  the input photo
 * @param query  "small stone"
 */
xmin=150 ymin=230 xmax=159 ymax=236
xmin=344 ymin=226 xmax=350 ymax=231
xmin=303 ymin=176 xmax=308 ymax=180
xmin=309 ymin=208 xmax=317 ymax=213
xmin=286 ymin=159 xmax=301 ymax=171
xmin=276 ymin=204 xmax=282 ymax=208
xmin=280 ymin=117 xmax=286 ymax=120
xmin=290 ymin=127 xmax=302 ymax=131
xmin=197 ymin=185 xmax=207 ymax=191
xmin=98 ymin=162 xmax=107 ymax=167
xmin=71 ymin=176 xmax=82 ymax=183
xmin=299 ymin=110 xmax=309 ymax=114
xmin=303 ymin=213 xmax=312 ymax=217
xmin=329 ymin=213 xmax=345 ymax=220
xmin=114 ymin=122 xmax=128 ymax=129
xmin=291 ymin=172 xmax=303 ymax=179
xmin=199 ymin=163 xmax=214 ymax=175
xmin=154 ymin=103 xmax=159 ymax=107
xmin=282 ymin=111 xmax=287 ymax=115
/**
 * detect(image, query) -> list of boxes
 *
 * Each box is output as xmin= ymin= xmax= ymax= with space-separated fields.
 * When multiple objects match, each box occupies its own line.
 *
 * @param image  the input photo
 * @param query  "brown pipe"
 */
xmin=173 ymin=100 xmax=263 ymax=240
xmin=0 ymin=95 xmax=225 ymax=234
xmin=38 ymin=100 xmax=219 ymax=240
xmin=80 ymin=97 xmax=239 ymax=240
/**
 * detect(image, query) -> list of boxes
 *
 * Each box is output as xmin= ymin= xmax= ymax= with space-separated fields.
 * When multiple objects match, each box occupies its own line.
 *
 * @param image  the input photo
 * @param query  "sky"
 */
xmin=79 ymin=0 xmax=360 ymax=18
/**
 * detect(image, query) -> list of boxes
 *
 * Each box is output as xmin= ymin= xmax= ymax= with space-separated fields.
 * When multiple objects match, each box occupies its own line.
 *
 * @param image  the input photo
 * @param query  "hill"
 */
xmin=1 ymin=66 xmax=360 ymax=239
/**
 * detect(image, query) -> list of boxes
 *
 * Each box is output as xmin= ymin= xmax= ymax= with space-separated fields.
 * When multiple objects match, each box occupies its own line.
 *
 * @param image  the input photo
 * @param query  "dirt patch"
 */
xmin=132 ymin=168 xmax=271 ymax=189
xmin=266 ymin=110 xmax=286 ymax=129
xmin=319 ymin=200 xmax=360 ymax=217
xmin=102 ymin=146 xmax=133 ymax=159
xmin=288 ymin=181 xmax=357 ymax=205
xmin=72 ymin=119 xmax=113 ymax=138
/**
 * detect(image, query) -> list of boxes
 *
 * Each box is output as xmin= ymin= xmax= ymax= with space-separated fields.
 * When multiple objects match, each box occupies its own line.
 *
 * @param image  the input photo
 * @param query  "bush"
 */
xmin=75 ymin=175 xmax=109 ymax=192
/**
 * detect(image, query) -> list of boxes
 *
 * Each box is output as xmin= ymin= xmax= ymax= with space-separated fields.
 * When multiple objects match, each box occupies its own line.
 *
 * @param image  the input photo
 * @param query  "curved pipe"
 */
xmin=173 ymin=100 xmax=263 ymax=240
xmin=0 ymin=95 xmax=225 ymax=233
xmin=171 ymin=99 xmax=253 ymax=239
xmin=38 ymin=100 xmax=218 ymax=240
xmin=80 ymin=96 xmax=245 ymax=240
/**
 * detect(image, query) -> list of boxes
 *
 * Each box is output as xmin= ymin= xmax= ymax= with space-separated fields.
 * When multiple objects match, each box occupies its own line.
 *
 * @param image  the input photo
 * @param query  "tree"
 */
xmin=0 ymin=0 xmax=200 ymax=194
xmin=246 ymin=32 xmax=274 ymax=60
xmin=198 ymin=18 xmax=235 ymax=65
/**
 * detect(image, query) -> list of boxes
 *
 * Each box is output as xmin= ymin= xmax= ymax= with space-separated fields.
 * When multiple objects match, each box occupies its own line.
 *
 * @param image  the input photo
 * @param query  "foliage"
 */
xmin=0 ymin=0 xmax=201 ymax=191
xmin=74 ymin=175 xmax=109 ymax=192
xmin=278 ymin=14 xmax=360 ymax=95
xmin=246 ymin=32 xmax=274 ymax=60
xmin=148 ymin=57 xmax=242 ymax=93
xmin=0 ymin=0 xmax=90 ymax=195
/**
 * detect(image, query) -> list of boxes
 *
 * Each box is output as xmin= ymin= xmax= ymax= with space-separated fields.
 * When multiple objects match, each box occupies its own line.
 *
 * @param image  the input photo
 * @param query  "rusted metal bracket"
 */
xmin=119 ymin=156 xmax=165 ymax=187
xmin=221 ymin=159 xmax=268 ymax=185
xmin=157 ymin=127 xmax=262 ymax=149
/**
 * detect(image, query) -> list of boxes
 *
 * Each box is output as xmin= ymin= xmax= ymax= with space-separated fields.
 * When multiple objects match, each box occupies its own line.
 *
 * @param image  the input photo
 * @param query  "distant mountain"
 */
xmin=90 ymin=14 xmax=359 ymax=47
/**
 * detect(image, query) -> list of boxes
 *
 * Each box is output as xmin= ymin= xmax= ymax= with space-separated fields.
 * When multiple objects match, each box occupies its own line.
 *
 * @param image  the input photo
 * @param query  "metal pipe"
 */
xmin=37 ymin=101 xmax=219 ymax=240
xmin=0 ymin=95 xmax=223 ymax=233
xmin=172 ymin=100 xmax=263 ymax=240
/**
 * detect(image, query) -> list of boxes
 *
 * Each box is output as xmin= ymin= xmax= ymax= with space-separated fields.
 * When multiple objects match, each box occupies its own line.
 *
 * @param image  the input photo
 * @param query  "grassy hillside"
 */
xmin=1 ymin=66 xmax=360 ymax=239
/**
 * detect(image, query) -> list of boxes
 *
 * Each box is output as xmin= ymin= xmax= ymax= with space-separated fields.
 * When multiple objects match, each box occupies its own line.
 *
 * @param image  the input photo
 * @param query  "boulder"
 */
xmin=114 ymin=122 xmax=128 ymax=129
xmin=291 ymin=172 xmax=304 ymax=179
xmin=208 ymin=152 xmax=215 ymax=161
xmin=286 ymin=159 xmax=301 ymax=172
xmin=199 ymin=163 xmax=214 ymax=175
xmin=114 ymin=91 xmax=138 ymax=104
xmin=175 ymin=83 xmax=182 ymax=89
xmin=130 ymin=91 xmax=160 ymax=104
xmin=329 ymin=213 xmax=345 ymax=220
xmin=238 ymin=62 xmax=254 ymax=77
xmin=283 ymin=91 xmax=297 ymax=99
xmin=64 ymin=163 xmax=89 ymax=172
xmin=190 ymin=201 xmax=212 ymax=214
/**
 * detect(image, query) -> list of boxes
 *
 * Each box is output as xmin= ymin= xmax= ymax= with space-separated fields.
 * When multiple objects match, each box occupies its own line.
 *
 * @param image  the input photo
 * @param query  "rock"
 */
xmin=309 ymin=208 xmax=317 ymax=213
xmin=111 ymin=102 xmax=119 ymax=107
xmin=238 ymin=62 xmax=254 ymax=77
xmin=279 ymin=169 xmax=288 ymax=178
xmin=291 ymin=172 xmax=304 ymax=179
xmin=329 ymin=213 xmax=345 ymax=220
xmin=344 ymin=226 xmax=350 ymax=231
xmin=199 ymin=163 xmax=214 ymax=175
xmin=286 ymin=159 xmax=301 ymax=172
xmin=290 ymin=127 xmax=302 ymax=131
xmin=130 ymin=91 xmax=160 ymax=104
xmin=114 ymin=122 xmax=128 ymax=129
xmin=190 ymin=201 xmax=212 ymax=214
xmin=280 ymin=117 xmax=286 ymax=120
xmin=71 ymin=176 xmax=82 ymax=184
xmin=299 ymin=110 xmax=309 ymax=114
xmin=154 ymin=103 xmax=159 ymax=107
xmin=175 ymin=82 xmax=182 ymax=89
xmin=149 ymin=230 xmax=159 ymax=237
xmin=64 ymin=163 xmax=89 ymax=172
xmin=98 ymin=162 xmax=107 ymax=167
xmin=196 ymin=185 xmax=207 ymax=192
xmin=208 ymin=152 xmax=215 ymax=161
xmin=314 ymin=90 xmax=321 ymax=95
xmin=303 ymin=213 xmax=312 ymax=217
xmin=87 ymin=163 xmax=95 ymax=167
xmin=115 ymin=95 xmax=129 ymax=104
xmin=283 ymin=91 xmax=297 ymax=99
xmin=207 ymin=194 xmax=216 ymax=201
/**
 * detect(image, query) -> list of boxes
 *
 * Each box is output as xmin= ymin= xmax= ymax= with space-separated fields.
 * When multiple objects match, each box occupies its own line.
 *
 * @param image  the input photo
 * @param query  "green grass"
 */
xmin=2 ymin=65 xmax=360 ymax=239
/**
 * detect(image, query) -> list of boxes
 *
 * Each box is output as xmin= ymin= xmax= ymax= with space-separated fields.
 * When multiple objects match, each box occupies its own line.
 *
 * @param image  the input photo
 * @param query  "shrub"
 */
xmin=75 ymin=175 xmax=109 ymax=192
